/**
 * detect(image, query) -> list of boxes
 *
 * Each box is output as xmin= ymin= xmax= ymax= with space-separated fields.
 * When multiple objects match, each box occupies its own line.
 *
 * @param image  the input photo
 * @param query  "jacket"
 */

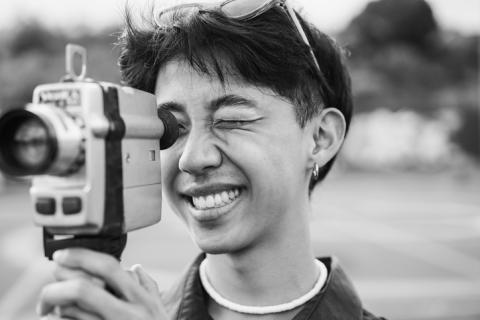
xmin=161 ymin=254 xmax=386 ymax=320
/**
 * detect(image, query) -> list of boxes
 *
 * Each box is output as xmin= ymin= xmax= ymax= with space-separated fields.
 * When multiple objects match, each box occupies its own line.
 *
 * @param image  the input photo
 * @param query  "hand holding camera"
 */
xmin=37 ymin=248 xmax=168 ymax=319
xmin=0 ymin=44 xmax=177 ymax=319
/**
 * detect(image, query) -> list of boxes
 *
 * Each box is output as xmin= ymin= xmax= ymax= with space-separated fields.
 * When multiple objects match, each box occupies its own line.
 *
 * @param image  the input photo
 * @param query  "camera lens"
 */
xmin=0 ymin=109 xmax=57 ymax=175
xmin=12 ymin=118 xmax=51 ymax=167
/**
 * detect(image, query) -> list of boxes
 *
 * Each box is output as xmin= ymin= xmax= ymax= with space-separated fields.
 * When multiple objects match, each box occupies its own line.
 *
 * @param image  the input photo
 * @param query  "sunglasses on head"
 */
xmin=154 ymin=0 xmax=322 ymax=76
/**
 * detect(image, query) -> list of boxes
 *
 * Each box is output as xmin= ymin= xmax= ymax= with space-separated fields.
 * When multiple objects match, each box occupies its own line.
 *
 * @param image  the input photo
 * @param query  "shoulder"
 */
xmin=313 ymin=257 xmax=387 ymax=320
xmin=160 ymin=253 xmax=206 ymax=319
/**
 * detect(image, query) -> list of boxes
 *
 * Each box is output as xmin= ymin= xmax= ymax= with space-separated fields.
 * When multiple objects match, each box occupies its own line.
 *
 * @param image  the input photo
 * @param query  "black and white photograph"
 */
xmin=0 ymin=0 xmax=479 ymax=319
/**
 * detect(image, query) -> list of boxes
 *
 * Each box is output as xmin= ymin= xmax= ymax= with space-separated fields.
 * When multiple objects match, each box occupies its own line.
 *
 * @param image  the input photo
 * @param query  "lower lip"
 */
xmin=187 ymin=190 xmax=243 ymax=222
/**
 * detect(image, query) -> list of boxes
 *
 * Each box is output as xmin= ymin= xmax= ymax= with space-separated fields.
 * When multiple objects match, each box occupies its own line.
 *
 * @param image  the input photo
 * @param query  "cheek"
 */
xmin=245 ymin=135 xmax=306 ymax=199
xmin=225 ymin=133 xmax=298 ymax=188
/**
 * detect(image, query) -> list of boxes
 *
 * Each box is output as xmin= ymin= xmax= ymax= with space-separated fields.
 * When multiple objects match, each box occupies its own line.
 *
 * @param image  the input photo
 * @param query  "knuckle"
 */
xmin=126 ymin=269 xmax=139 ymax=284
xmin=102 ymin=256 xmax=119 ymax=272
xmin=151 ymin=280 xmax=160 ymax=292
xmin=58 ymin=305 xmax=74 ymax=317
xmin=110 ymin=268 xmax=125 ymax=287
xmin=52 ymin=264 xmax=64 ymax=280
xmin=132 ymin=307 xmax=150 ymax=320
xmin=60 ymin=249 xmax=73 ymax=262
xmin=70 ymin=279 xmax=90 ymax=297
xmin=146 ymin=295 xmax=158 ymax=306
xmin=38 ymin=285 xmax=50 ymax=301
xmin=122 ymin=305 xmax=149 ymax=320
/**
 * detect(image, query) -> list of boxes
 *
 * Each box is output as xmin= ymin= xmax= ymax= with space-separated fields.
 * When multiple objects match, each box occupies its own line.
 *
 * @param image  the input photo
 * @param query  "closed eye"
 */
xmin=213 ymin=119 xmax=259 ymax=129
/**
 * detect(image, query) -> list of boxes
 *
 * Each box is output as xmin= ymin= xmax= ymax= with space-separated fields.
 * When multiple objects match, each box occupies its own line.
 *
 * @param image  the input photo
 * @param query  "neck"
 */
xmin=204 ymin=215 xmax=317 ymax=307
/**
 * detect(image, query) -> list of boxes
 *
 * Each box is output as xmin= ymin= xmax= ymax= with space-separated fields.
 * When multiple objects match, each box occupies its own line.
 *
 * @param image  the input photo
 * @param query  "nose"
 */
xmin=178 ymin=127 xmax=222 ymax=175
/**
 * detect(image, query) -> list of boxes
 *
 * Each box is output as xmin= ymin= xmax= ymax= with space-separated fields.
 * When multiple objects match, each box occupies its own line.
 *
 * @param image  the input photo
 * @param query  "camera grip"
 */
xmin=43 ymin=228 xmax=127 ymax=260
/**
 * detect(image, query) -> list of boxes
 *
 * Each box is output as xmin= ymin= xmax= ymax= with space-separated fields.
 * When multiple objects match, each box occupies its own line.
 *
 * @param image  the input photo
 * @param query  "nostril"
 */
xmin=178 ymin=135 xmax=223 ymax=175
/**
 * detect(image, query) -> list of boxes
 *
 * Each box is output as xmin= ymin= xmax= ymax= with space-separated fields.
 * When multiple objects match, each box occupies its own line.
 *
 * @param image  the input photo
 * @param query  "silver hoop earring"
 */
xmin=312 ymin=163 xmax=320 ymax=180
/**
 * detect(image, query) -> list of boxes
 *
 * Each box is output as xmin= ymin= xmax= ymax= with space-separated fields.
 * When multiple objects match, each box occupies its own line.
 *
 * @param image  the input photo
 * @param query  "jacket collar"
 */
xmin=161 ymin=254 xmax=364 ymax=320
xmin=293 ymin=257 xmax=364 ymax=320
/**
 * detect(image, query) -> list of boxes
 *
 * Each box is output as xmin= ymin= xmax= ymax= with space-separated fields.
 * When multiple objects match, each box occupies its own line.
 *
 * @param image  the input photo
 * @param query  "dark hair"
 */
xmin=117 ymin=3 xmax=353 ymax=190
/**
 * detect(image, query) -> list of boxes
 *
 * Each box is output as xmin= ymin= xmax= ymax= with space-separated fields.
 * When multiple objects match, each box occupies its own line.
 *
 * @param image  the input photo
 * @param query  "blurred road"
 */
xmin=0 ymin=171 xmax=479 ymax=320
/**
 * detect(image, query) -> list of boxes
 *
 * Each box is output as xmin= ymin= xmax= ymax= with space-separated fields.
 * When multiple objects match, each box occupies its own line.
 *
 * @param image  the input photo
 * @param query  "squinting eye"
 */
xmin=213 ymin=119 xmax=253 ymax=129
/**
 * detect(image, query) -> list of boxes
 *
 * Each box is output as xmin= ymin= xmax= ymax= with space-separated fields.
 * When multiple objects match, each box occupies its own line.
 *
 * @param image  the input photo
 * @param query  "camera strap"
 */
xmin=101 ymin=85 xmax=126 ymax=236
xmin=42 ymin=84 xmax=128 ymax=260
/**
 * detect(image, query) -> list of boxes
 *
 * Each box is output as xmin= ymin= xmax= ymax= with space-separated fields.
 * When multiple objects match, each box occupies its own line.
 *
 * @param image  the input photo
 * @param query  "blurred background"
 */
xmin=0 ymin=0 xmax=479 ymax=319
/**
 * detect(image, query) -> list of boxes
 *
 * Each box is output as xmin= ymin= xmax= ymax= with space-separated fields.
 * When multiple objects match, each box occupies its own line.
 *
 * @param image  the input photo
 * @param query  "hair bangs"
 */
xmin=120 ymin=6 xmax=325 ymax=122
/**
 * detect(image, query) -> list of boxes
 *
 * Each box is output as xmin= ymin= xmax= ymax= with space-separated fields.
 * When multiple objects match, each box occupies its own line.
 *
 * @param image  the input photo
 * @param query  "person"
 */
xmin=37 ymin=0 xmax=386 ymax=319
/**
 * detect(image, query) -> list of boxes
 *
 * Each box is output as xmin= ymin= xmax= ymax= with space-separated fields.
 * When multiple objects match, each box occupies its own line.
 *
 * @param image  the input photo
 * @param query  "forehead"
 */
xmin=154 ymin=59 xmax=281 ymax=109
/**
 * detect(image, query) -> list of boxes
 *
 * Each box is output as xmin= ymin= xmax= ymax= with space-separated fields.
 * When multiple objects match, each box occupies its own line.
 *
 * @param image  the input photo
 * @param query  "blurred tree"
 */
xmin=0 ymin=23 xmax=122 ymax=112
xmin=8 ymin=22 xmax=64 ymax=56
xmin=440 ymin=34 xmax=479 ymax=81
xmin=452 ymin=107 xmax=480 ymax=161
xmin=337 ymin=0 xmax=479 ymax=163
xmin=344 ymin=0 xmax=438 ymax=53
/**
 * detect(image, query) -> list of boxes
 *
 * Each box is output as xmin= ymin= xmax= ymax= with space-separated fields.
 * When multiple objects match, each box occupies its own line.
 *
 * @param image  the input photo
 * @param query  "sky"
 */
xmin=0 ymin=0 xmax=479 ymax=36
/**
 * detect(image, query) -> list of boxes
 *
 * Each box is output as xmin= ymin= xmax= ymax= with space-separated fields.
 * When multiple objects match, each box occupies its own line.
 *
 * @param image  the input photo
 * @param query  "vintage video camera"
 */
xmin=0 ymin=45 xmax=178 ymax=259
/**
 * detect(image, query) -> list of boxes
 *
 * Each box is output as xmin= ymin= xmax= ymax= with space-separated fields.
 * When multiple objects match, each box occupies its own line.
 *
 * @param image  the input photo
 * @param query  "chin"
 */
xmin=192 ymin=229 xmax=248 ymax=255
xmin=194 ymin=239 xmax=233 ymax=254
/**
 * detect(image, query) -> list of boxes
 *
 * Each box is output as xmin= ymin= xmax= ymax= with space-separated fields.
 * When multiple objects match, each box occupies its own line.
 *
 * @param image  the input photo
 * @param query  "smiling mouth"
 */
xmin=189 ymin=188 xmax=241 ymax=210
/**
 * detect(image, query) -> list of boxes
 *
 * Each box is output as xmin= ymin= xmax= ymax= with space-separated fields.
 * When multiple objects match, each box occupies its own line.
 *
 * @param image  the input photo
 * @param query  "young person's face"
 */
xmin=156 ymin=59 xmax=313 ymax=253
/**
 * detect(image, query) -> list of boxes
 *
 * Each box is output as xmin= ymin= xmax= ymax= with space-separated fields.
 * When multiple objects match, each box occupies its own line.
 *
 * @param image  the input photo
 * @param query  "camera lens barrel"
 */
xmin=0 ymin=109 xmax=57 ymax=175
xmin=0 ymin=105 xmax=85 ymax=176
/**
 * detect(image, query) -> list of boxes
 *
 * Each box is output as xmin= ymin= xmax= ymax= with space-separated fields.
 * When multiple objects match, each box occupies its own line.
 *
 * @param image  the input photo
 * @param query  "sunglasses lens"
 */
xmin=221 ymin=0 xmax=273 ymax=19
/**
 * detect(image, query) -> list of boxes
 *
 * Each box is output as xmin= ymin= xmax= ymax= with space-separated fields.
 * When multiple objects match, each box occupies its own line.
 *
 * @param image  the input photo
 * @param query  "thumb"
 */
xmin=129 ymin=264 xmax=160 ymax=295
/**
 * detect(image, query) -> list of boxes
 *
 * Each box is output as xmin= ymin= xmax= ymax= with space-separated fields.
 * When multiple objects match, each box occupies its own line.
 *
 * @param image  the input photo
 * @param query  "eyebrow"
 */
xmin=209 ymin=94 xmax=257 ymax=111
xmin=157 ymin=94 xmax=257 ymax=114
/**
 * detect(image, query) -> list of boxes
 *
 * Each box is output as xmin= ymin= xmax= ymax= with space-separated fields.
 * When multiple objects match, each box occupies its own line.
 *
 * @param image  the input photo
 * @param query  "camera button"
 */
xmin=36 ymin=198 xmax=56 ymax=215
xmin=62 ymin=197 xmax=82 ymax=215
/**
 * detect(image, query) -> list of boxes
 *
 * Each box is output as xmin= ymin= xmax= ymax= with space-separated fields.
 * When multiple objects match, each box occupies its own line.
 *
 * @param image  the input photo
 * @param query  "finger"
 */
xmin=126 ymin=268 xmax=140 ymax=285
xmin=54 ymin=265 xmax=105 ymax=288
xmin=53 ymin=249 xmax=138 ymax=301
xmin=58 ymin=305 xmax=103 ymax=320
xmin=37 ymin=278 xmax=124 ymax=318
xmin=130 ymin=264 xmax=160 ymax=295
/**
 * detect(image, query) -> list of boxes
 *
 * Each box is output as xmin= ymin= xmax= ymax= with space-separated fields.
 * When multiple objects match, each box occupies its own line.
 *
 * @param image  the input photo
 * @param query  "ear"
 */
xmin=307 ymin=108 xmax=346 ymax=168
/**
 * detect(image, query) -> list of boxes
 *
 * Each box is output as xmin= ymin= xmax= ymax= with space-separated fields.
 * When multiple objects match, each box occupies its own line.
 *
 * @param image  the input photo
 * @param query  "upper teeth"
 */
xmin=192 ymin=189 xmax=240 ymax=210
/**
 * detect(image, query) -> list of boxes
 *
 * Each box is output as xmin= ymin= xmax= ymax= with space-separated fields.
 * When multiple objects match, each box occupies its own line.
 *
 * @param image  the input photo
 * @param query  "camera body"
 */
xmin=29 ymin=81 xmax=164 ymax=235
xmin=0 ymin=45 xmax=178 ymax=258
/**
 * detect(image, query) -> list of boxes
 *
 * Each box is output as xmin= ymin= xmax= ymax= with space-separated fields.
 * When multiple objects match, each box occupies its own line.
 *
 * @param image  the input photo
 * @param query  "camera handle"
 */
xmin=42 ymin=229 xmax=127 ymax=319
xmin=43 ymin=228 xmax=127 ymax=260
xmin=65 ymin=44 xmax=87 ymax=81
